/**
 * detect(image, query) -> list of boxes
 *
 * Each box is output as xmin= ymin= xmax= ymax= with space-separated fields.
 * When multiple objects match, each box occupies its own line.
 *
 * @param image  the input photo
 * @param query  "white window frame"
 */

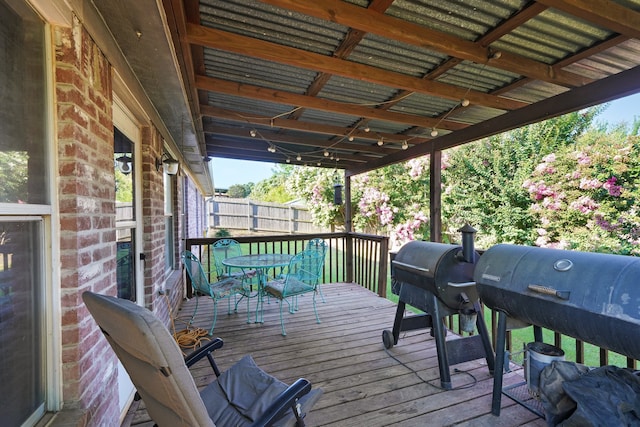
xmin=0 ymin=0 xmax=61 ymax=419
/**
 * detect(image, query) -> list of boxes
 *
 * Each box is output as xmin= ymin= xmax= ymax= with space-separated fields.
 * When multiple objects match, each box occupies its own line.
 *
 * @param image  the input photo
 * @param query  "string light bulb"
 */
xmin=250 ymin=129 xmax=257 ymax=137
xmin=267 ymin=145 xmax=276 ymax=153
xmin=348 ymin=135 xmax=354 ymax=141
xmin=461 ymin=98 xmax=470 ymax=107
xmin=488 ymin=49 xmax=502 ymax=60
xmin=402 ymin=140 xmax=408 ymax=150
xmin=364 ymin=127 xmax=370 ymax=132
xmin=296 ymin=154 xmax=302 ymax=161
xmin=286 ymin=158 xmax=291 ymax=163
xmin=431 ymin=129 xmax=439 ymax=137
xmin=324 ymin=150 xmax=330 ymax=157
xmin=377 ymin=138 xmax=384 ymax=146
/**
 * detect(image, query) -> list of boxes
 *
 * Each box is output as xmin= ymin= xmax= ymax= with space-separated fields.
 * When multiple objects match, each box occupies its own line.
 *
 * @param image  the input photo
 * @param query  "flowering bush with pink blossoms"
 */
xmin=524 ymin=129 xmax=640 ymax=255
xmin=281 ymin=109 xmax=640 ymax=256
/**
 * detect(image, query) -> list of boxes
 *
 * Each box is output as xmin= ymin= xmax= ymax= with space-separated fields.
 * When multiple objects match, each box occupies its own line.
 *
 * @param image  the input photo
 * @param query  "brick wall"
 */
xmin=141 ymin=126 xmax=165 ymax=311
xmin=55 ymin=15 xmax=119 ymax=424
xmin=140 ymin=126 xmax=185 ymax=322
xmin=52 ymin=11 xmax=196 ymax=427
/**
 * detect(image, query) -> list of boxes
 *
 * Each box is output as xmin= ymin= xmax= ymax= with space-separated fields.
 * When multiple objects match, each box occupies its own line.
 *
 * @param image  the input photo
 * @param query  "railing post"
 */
xmin=184 ymin=240 xmax=192 ymax=298
xmin=377 ymin=237 xmax=389 ymax=298
xmin=345 ymin=175 xmax=354 ymax=283
xmin=346 ymin=233 xmax=354 ymax=283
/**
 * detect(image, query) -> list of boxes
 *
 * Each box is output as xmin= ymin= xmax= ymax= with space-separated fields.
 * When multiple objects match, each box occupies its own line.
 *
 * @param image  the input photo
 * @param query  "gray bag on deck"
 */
xmin=540 ymin=361 xmax=640 ymax=427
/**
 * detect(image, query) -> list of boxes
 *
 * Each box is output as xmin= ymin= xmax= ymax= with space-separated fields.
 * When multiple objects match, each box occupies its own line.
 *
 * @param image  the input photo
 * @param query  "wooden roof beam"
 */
xmin=257 ymin=0 xmax=593 ymax=87
xmin=199 ymin=104 xmax=431 ymax=144
xmin=537 ymin=0 xmax=640 ymax=39
xmin=186 ymin=24 xmax=528 ymax=111
xmin=204 ymin=124 xmax=399 ymax=155
xmin=348 ymin=63 xmax=640 ymax=175
xmin=196 ymin=75 xmax=470 ymax=131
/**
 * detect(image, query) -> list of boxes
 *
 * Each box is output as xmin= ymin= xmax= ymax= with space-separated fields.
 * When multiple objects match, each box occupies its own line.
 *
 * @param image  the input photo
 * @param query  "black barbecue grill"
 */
xmin=474 ymin=243 xmax=640 ymax=415
xmin=383 ymin=225 xmax=495 ymax=389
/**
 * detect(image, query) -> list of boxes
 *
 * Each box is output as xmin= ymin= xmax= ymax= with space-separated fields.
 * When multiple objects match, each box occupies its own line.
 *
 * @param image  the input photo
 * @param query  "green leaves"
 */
xmin=246 ymin=107 xmax=640 ymax=255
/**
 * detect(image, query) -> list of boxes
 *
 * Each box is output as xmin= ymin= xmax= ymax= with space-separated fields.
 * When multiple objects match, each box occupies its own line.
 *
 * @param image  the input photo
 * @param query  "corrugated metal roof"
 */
xmin=348 ymin=33 xmax=447 ymax=76
xmin=199 ymin=0 xmax=348 ymax=55
xmin=171 ymin=0 xmax=640 ymax=173
xmin=317 ymin=76 xmax=400 ymax=105
xmin=387 ymin=0 xmax=527 ymax=40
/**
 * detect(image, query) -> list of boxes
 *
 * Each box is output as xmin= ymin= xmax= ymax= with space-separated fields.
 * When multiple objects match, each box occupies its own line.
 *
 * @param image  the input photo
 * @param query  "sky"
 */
xmin=211 ymin=158 xmax=277 ymax=189
xmin=594 ymin=92 xmax=640 ymax=126
xmin=211 ymin=93 xmax=640 ymax=189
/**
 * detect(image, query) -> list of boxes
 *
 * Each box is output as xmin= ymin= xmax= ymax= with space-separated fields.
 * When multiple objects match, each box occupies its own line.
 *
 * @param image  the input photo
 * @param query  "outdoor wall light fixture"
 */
xmin=156 ymin=152 xmax=179 ymax=175
xmin=115 ymin=155 xmax=132 ymax=175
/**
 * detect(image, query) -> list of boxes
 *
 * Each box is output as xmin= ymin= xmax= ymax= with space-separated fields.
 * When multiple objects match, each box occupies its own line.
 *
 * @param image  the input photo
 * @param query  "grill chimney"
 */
xmin=458 ymin=224 xmax=477 ymax=263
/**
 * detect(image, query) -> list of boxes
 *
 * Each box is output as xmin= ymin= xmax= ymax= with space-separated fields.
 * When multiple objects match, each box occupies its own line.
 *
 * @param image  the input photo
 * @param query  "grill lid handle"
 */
xmin=392 ymin=260 xmax=429 ymax=275
xmin=528 ymin=284 xmax=570 ymax=300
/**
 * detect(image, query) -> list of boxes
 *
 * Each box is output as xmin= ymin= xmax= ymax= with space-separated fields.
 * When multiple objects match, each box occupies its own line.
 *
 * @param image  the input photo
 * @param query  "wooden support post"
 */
xmin=430 ymin=147 xmax=442 ymax=243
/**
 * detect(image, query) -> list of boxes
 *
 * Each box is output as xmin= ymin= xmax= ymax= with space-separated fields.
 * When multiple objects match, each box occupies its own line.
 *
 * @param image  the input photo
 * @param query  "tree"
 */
xmin=227 ymin=183 xmax=254 ymax=198
xmin=441 ymin=110 xmax=600 ymax=248
xmin=115 ymin=169 xmax=133 ymax=203
xmin=276 ymin=107 xmax=640 ymax=256
xmin=286 ymin=167 xmax=345 ymax=229
xmin=0 ymin=150 xmax=28 ymax=203
xmin=249 ymin=165 xmax=295 ymax=203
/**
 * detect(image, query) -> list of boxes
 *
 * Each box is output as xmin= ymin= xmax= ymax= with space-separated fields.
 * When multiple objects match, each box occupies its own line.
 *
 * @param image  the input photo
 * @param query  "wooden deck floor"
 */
xmin=122 ymin=283 xmax=547 ymax=427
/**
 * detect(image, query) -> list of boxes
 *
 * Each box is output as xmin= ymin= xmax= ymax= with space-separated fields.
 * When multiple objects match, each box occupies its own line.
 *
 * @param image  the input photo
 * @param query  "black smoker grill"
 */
xmin=474 ymin=243 xmax=640 ymax=415
xmin=383 ymin=226 xmax=495 ymax=389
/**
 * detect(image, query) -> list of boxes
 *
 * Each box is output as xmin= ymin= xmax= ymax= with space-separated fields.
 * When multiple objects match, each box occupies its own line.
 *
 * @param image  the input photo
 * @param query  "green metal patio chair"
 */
xmin=182 ymin=250 xmax=249 ymax=334
xmin=82 ymin=291 xmax=322 ymax=427
xmin=263 ymin=251 xmax=324 ymax=336
xmin=212 ymin=238 xmax=257 ymax=282
xmin=305 ymin=238 xmax=328 ymax=302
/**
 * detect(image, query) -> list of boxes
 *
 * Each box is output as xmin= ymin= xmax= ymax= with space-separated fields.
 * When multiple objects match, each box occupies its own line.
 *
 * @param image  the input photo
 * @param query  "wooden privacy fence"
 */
xmin=210 ymin=198 xmax=325 ymax=234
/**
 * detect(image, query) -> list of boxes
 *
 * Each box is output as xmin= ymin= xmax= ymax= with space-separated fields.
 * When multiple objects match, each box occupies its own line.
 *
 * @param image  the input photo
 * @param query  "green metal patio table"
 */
xmin=222 ymin=253 xmax=293 ymax=323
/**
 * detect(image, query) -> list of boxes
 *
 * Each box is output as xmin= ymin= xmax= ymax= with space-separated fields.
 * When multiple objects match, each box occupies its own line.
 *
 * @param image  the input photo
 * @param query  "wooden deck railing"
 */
xmin=184 ymin=233 xmax=635 ymax=370
xmin=184 ymin=232 xmax=389 ymax=298
xmin=446 ymin=301 xmax=638 ymax=370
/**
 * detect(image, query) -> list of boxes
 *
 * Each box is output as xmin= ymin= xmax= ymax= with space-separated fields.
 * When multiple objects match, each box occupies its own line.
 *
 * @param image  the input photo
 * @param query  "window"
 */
xmin=114 ymin=127 xmax=136 ymax=301
xmin=0 ymin=220 xmax=45 ymax=425
xmin=0 ymin=0 xmax=47 ymax=205
xmin=0 ymin=0 xmax=49 ymax=425
xmin=164 ymin=171 xmax=175 ymax=271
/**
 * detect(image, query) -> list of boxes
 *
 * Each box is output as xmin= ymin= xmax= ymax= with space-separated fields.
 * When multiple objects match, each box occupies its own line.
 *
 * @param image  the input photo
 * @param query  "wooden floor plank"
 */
xmin=124 ymin=282 xmax=544 ymax=427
